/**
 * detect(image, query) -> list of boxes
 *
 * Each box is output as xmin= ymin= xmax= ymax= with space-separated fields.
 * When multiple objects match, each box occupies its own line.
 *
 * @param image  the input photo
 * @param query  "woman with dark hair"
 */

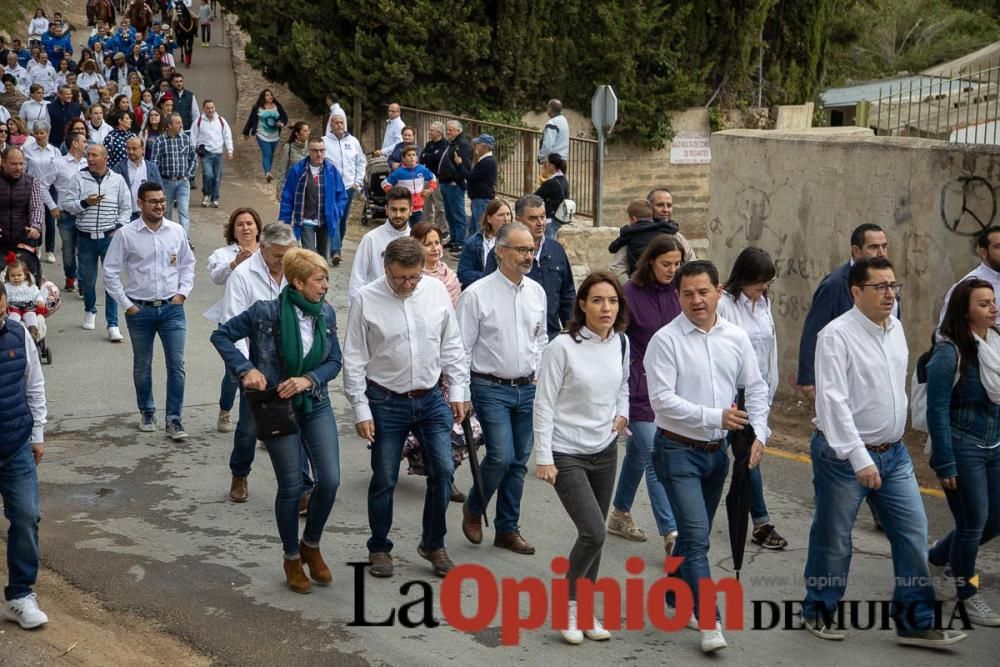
xmin=534 ymin=271 xmax=630 ymax=644
xmin=204 ymin=208 xmax=263 ymax=433
xmin=457 ymin=198 xmax=512 ymax=288
xmin=716 ymin=246 xmax=787 ymax=550
xmin=59 ymin=118 xmax=88 ymax=154
xmin=103 ymin=107 xmax=136 ymax=167
xmin=274 ymin=121 xmax=310 ymax=197
xmin=411 ymin=222 xmax=460 ymax=306
xmin=140 ymin=107 xmax=162 ymax=159
xmin=927 ymin=278 xmax=1000 ymax=626
xmin=534 ymin=152 xmax=569 ymax=241
xmin=241 ymin=88 xmax=288 ymax=183
xmin=607 ymin=236 xmax=682 ymax=553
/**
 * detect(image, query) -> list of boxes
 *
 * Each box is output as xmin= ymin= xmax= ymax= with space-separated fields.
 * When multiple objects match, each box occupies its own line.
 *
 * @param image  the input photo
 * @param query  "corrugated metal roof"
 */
xmin=820 ymin=75 xmax=980 ymax=108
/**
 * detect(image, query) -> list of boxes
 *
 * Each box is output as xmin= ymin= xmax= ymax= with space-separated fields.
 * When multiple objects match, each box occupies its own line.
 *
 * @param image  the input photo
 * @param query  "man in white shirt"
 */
xmin=3 ymin=52 xmax=29 ymax=96
xmin=111 ymin=136 xmax=163 ymax=219
xmin=104 ymin=181 xmax=196 ymax=441
xmin=536 ymin=99 xmax=569 ymax=163
xmin=27 ymin=53 xmax=56 ymax=99
xmin=86 ymin=104 xmax=111 ymax=146
xmin=218 ymin=223 xmax=311 ymax=505
xmin=343 ymin=237 xmax=469 ymax=579
xmin=456 ymin=222 xmax=547 ymax=555
xmin=378 ymin=102 xmax=403 ymax=156
xmin=189 ymin=100 xmax=233 ymax=209
xmin=40 ymin=130 xmax=86 ymax=292
xmin=323 ymin=109 xmax=365 ymax=254
xmin=803 ymin=256 xmax=966 ymax=649
xmin=939 ymin=225 xmax=1000 ymax=323
xmin=644 ymin=260 xmax=770 ymax=654
xmin=347 ymin=186 xmax=411 ymax=301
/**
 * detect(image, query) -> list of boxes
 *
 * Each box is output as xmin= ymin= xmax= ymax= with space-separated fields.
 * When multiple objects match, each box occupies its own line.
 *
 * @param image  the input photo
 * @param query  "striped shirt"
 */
xmin=150 ymin=132 xmax=197 ymax=180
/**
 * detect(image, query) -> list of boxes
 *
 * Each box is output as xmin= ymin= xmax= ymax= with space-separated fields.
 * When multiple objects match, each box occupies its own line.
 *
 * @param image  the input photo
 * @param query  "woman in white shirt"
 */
xmin=76 ymin=60 xmax=105 ymax=106
xmin=717 ymin=247 xmax=787 ymax=550
xmin=28 ymin=10 xmax=49 ymax=41
xmin=204 ymin=208 xmax=262 ymax=432
xmin=534 ymin=271 xmax=630 ymax=645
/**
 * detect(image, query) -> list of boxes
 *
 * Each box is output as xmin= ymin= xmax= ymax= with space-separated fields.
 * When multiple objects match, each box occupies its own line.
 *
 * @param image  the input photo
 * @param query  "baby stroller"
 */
xmin=1 ymin=245 xmax=61 ymax=365
xmin=361 ymin=155 xmax=391 ymax=227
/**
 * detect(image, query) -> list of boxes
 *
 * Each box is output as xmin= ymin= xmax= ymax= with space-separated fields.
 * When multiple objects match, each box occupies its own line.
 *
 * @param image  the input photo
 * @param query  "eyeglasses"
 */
xmin=385 ymin=268 xmax=422 ymax=286
xmin=499 ymin=245 xmax=536 ymax=256
xmin=142 ymin=198 xmax=167 ymax=206
xmin=863 ymin=282 xmax=903 ymax=295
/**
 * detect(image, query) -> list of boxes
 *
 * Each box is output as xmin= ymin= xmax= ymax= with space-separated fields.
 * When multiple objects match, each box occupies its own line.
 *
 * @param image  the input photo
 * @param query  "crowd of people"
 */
xmin=0 ymin=3 xmax=998 ymax=657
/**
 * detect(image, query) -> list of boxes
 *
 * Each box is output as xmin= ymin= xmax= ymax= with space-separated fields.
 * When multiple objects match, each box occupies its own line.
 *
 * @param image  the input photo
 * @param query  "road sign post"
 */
xmin=591 ymin=85 xmax=618 ymax=227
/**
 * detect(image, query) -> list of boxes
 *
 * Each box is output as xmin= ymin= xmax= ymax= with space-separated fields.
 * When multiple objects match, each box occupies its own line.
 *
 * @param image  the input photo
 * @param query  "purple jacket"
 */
xmin=624 ymin=280 xmax=681 ymax=422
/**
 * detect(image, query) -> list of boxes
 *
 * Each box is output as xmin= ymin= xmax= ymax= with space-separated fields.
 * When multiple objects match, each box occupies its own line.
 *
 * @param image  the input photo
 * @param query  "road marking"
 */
xmin=766 ymin=447 xmax=946 ymax=498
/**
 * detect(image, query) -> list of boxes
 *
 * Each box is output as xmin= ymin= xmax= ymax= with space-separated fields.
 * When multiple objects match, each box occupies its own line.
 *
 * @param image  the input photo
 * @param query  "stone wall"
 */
xmin=706 ymin=127 xmax=1000 ymax=396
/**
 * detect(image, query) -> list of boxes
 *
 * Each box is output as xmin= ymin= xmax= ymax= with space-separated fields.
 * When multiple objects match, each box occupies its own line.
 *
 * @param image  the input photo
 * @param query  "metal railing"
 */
xmin=869 ymin=63 xmax=1000 ymax=143
xmin=365 ymin=106 xmax=598 ymax=217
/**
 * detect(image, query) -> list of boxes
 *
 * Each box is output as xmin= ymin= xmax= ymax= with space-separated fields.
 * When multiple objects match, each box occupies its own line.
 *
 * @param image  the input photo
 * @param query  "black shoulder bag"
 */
xmin=244 ymin=314 xmax=300 ymax=441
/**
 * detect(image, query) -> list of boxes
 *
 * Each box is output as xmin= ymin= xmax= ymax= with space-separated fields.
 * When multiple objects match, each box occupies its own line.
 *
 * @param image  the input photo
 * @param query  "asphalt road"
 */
xmin=28 ymin=6 xmax=1000 ymax=665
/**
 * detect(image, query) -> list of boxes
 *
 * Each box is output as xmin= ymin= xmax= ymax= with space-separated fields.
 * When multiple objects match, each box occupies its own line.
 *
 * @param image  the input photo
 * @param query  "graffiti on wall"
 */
xmin=941 ymin=176 xmax=996 ymax=236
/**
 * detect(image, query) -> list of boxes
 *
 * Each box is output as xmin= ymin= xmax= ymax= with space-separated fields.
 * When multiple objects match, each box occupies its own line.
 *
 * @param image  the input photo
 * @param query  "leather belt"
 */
xmin=657 ymin=428 xmax=725 ymax=453
xmin=471 ymin=371 xmax=534 ymax=386
xmin=816 ymin=430 xmax=895 ymax=453
xmin=131 ymin=298 xmax=171 ymax=307
xmin=367 ymin=380 xmax=434 ymax=399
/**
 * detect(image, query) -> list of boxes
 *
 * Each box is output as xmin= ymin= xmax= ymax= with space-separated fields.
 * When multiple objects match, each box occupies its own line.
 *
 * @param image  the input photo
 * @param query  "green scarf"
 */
xmin=278 ymin=286 xmax=327 ymax=411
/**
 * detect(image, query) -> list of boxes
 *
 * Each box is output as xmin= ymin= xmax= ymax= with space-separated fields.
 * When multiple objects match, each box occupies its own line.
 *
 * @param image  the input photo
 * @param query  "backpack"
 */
xmin=553 ymin=177 xmax=575 ymax=224
xmin=910 ymin=340 xmax=960 ymax=453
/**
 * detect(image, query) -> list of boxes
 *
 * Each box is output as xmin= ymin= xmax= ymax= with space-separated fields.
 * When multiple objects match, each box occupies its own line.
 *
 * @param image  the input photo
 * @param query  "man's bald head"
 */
xmin=86 ymin=144 xmax=109 ymax=173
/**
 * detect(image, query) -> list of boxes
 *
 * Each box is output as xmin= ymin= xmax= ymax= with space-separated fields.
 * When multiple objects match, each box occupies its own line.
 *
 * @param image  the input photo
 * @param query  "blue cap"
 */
xmin=473 ymin=133 xmax=496 ymax=148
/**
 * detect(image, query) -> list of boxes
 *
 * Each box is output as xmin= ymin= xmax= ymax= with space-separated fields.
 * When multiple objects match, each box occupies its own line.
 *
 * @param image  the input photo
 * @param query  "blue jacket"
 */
xmin=42 ymin=31 xmax=73 ymax=67
xmin=457 ymin=232 xmax=488 ymax=288
xmin=926 ymin=340 xmax=1000 ymax=479
xmin=0 ymin=322 xmax=32 ymax=458
xmin=485 ymin=239 xmax=576 ymax=339
xmin=279 ymin=158 xmax=347 ymax=233
xmin=112 ymin=157 xmax=162 ymax=189
xmin=210 ymin=298 xmax=342 ymax=408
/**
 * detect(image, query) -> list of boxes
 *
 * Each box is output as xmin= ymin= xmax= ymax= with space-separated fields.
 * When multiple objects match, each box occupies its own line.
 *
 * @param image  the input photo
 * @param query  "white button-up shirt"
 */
xmin=814 ymin=306 xmax=908 ymax=471
xmin=16 ymin=322 xmax=47 ymax=444
xmin=343 ymin=275 xmax=469 ymax=423
xmin=645 ymin=312 xmax=771 ymax=444
xmin=40 ymin=152 xmax=86 ymax=211
xmin=347 ymin=220 xmax=410 ymax=302
xmin=103 ymin=217 xmax=196 ymax=310
xmin=717 ymin=290 xmax=779 ymax=403
xmin=126 ymin=158 xmax=148 ymax=213
xmin=22 ymin=142 xmax=61 ymax=207
xmin=381 ymin=115 xmax=404 ymax=154
xmin=215 ymin=249 xmax=285 ymax=356
xmin=456 ymin=270 xmax=548 ymax=379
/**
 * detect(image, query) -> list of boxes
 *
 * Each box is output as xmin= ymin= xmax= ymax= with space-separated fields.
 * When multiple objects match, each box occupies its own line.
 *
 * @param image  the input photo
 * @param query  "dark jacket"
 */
xmin=796 ymin=261 xmax=853 ymax=387
xmin=466 ymin=154 xmax=496 ymax=200
xmin=48 ymin=99 xmax=83 ymax=147
xmin=0 ymin=322 xmax=32 ymax=458
xmin=457 ymin=232 xmax=488 ymax=288
xmin=420 ymin=138 xmax=448 ymax=176
xmin=437 ymin=133 xmax=473 ymax=186
xmin=607 ymin=218 xmax=680 ymax=277
xmin=0 ymin=173 xmax=35 ymax=247
xmin=534 ymin=173 xmax=568 ymax=219
xmin=486 ymin=239 xmax=575 ymax=339
xmin=112 ymin=157 xmax=162 ymax=188
xmin=172 ymin=88 xmax=196 ymax=130
xmin=210 ymin=298 xmax=342 ymax=407
xmin=623 ymin=280 xmax=681 ymax=422
xmin=241 ymin=103 xmax=288 ymax=137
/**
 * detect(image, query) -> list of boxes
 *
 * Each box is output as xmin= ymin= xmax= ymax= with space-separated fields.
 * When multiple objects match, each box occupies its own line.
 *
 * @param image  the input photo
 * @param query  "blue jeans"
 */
xmin=219 ymin=369 xmax=238 ymax=412
xmin=440 ymin=183 xmax=468 ymax=247
xmin=162 ymin=178 xmax=191 ymax=237
xmin=256 ymin=137 xmax=278 ymax=174
xmin=613 ymin=421 xmax=676 ymax=535
xmin=265 ymin=398 xmax=340 ymax=556
xmin=408 ymin=210 xmax=423 ymax=227
xmin=544 ymin=217 xmax=567 ymax=241
xmin=467 ymin=379 xmax=535 ymax=533
xmin=0 ymin=443 xmax=40 ymax=601
xmin=366 ymin=385 xmax=454 ymax=553
xmin=725 ymin=430 xmax=770 ymax=525
xmin=299 ymin=224 xmax=330 ymax=260
xmin=77 ymin=234 xmax=117 ymax=327
xmin=43 ymin=186 xmax=57 ymax=253
xmin=124 ymin=302 xmax=186 ymax=421
xmin=57 ymin=212 xmax=78 ymax=281
xmin=200 ymin=152 xmax=223 ymax=201
xmin=339 ymin=188 xmax=355 ymax=244
xmin=230 ymin=385 xmax=314 ymax=494
xmin=929 ymin=438 xmax=1000 ymax=600
xmin=653 ymin=434 xmax=729 ymax=620
xmin=470 ymin=198 xmax=490 ymax=230
xmin=803 ymin=432 xmax=935 ymax=634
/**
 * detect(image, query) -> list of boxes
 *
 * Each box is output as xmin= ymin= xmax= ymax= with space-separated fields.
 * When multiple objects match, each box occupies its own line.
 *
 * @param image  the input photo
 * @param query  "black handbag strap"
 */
xmin=271 ymin=310 xmax=287 ymax=382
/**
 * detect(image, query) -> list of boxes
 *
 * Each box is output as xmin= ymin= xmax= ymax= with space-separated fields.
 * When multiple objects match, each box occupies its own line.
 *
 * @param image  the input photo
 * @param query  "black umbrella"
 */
xmin=725 ymin=389 xmax=754 ymax=581
xmin=461 ymin=413 xmax=489 ymax=527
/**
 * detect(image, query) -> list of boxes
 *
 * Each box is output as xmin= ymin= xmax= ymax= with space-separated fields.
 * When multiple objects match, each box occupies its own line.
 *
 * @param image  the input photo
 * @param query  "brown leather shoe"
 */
xmin=298 ymin=492 xmax=311 ymax=516
xmin=299 ymin=541 xmax=332 ymax=585
xmin=229 ymin=475 xmax=249 ymax=503
xmin=417 ymin=546 xmax=455 ymax=577
xmin=283 ymin=557 xmax=311 ymax=594
xmin=462 ymin=501 xmax=483 ymax=545
xmin=368 ymin=551 xmax=394 ymax=578
xmin=494 ymin=531 xmax=536 ymax=555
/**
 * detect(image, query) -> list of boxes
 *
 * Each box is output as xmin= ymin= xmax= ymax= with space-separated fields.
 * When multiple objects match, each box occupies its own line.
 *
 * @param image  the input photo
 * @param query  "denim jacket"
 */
xmin=210 ymin=299 xmax=342 ymax=406
xmin=926 ymin=340 xmax=1000 ymax=478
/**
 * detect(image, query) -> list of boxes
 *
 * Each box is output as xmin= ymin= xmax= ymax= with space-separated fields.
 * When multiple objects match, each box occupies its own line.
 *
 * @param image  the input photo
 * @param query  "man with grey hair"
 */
xmin=437 ymin=119 xmax=473 ymax=252
xmin=419 ymin=121 xmax=448 ymax=230
xmin=537 ymin=99 xmax=569 ymax=164
xmin=343 ymin=236 xmax=470 ymax=579
xmin=486 ymin=194 xmax=575 ymax=339
xmin=219 ymin=222 xmax=312 ymax=505
xmin=457 ymin=221 xmax=547 ymax=554
xmin=150 ymin=112 xmax=197 ymax=240
xmin=323 ymin=108 xmax=366 ymax=261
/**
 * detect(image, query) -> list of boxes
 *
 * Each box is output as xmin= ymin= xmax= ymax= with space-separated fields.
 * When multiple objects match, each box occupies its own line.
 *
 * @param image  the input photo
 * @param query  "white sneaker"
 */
xmin=583 ymin=616 xmax=611 ymax=641
xmin=664 ymin=530 xmax=678 ymax=556
xmin=201 ymin=195 xmax=210 ymax=207
xmin=700 ymin=622 xmax=728 ymax=653
xmin=82 ymin=312 xmax=96 ymax=330
xmin=44 ymin=252 xmax=55 ymax=264
xmin=560 ymin=601 xmax=584 ymax=645
xmin=966 ymin=593 xmax=1000 ymax=627
xmin=3 ymin=593 xmax=49 ymax=629
xmin=211 ymin=200 xmax=220 ymax=208
xmin=107 ymin=326 xmax=123 ymax=342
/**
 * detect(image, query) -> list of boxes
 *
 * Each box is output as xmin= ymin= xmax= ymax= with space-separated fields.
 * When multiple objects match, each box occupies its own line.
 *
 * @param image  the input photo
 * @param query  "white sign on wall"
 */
xmin=670 ymin=130 xmax=712 ymax=164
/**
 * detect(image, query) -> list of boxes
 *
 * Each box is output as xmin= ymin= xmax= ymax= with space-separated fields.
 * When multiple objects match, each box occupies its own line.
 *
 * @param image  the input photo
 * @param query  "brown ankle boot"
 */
xmin=299 ymin=541 xmax=332 ymax=585
xmin=283 ymin=557 xmax=311 ymax=594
